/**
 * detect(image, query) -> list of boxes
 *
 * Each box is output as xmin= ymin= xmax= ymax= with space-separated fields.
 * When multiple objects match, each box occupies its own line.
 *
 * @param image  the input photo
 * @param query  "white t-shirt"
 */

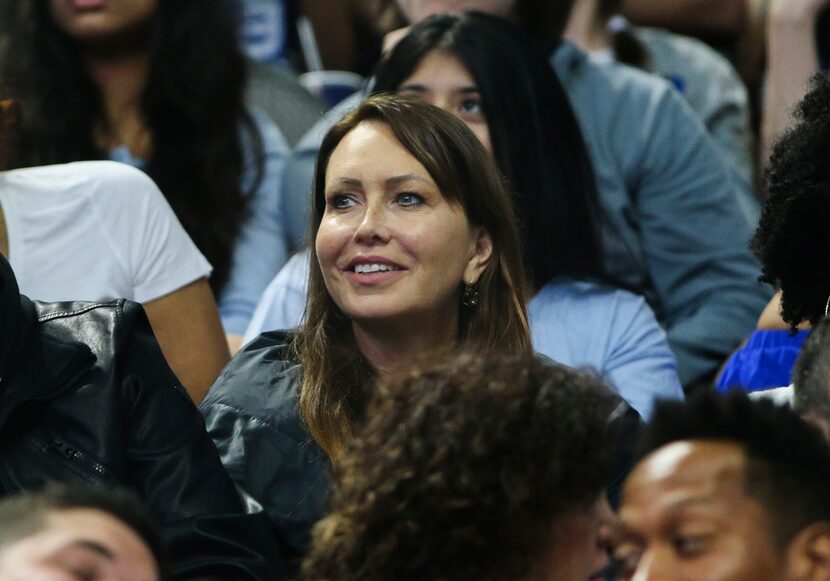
xmin=0 ymin=161 xmax=212 ymax=304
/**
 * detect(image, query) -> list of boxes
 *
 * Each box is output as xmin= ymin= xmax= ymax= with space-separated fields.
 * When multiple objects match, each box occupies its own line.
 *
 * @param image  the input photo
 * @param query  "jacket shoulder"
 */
xmin=201 ymin=331 xmax=303 ymax=430
xmin=33 ymin=299 xmax=145 ymax=347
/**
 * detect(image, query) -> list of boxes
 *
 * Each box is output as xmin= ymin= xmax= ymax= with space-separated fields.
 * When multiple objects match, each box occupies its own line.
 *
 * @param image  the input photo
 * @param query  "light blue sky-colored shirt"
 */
xmin=243 ymin=251 xmax=684 ymax=419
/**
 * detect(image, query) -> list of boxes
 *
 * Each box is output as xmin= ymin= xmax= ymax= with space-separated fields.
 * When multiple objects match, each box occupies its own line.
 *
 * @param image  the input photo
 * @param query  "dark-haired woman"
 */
xmin=246 ymin=12 xmax=684 ymax=419
xmin=0 ymin=0 xmax=290 ymax=349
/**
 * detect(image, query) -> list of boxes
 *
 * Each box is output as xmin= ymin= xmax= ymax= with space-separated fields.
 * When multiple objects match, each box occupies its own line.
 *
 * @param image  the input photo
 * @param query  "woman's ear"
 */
xmin=463 ymin=227 xmax=493 ymax=285
xmin=786 ymin=522 xmax=830 ymax=580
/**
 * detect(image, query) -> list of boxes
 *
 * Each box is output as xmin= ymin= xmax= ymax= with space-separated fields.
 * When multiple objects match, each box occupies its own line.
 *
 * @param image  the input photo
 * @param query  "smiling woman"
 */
xmin=200 ymin=94 xmax=531 ymax=566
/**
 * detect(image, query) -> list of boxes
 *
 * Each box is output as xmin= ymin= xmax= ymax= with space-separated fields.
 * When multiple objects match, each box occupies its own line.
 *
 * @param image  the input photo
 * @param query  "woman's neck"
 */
xmin=564 ymin=0 xmax=611 ymax=52
xmin=84 ymin=50 xmax=152 ymax=157
xmin=352 ymin=314 xmax=458 ymax=382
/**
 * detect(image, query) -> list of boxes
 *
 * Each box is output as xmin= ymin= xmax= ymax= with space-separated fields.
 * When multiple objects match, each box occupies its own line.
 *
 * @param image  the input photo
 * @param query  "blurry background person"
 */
xmin=0 ymin=484 xmax=168 ymax=581
xmin=302 ymin=351 xmax=617 ymax=581
xmin=614 ymin=392 xmax=830 ymax=580
xmin=0 ymin=104 xmax=228 ymax=402
xmin=201 ymin=96 xmax=533 ymax=567
xmin=718 ymin=75 xmax=830 ymax=393
xmin=246 ymin=13 xmax=683 ymax=419
xmin=0 ymin=0 xmax=292 ymax=350
xmin=285 ymin=0 xmax=769 ymax=389
xmin=564 ymin=0 xmax=754 ymax=190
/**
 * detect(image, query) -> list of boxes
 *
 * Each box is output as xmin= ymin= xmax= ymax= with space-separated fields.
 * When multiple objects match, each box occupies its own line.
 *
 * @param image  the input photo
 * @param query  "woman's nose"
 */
xmin=353 ymin=203 xmax=391 ymax=244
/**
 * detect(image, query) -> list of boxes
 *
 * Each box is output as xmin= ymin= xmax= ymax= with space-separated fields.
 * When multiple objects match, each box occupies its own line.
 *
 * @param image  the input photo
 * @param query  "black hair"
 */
xmin=597 ymin=0 xmax=649 ymax=68
xmin=751 ymin=75 xmax=830 ymax=328
xmin=303 ymin=350 xmax=615 ymax=581
xmin=0 ymin=483 xmax=170 ymax=579
xmin=642 ymin=391 xmax=830 ymax=546
xmin=0 ymin=0 xmax=263 ymax=294
xmin=793 ymin=316 xmax=830 ymax=418
xmin=372 ymin=12 xmax=612 ymax=290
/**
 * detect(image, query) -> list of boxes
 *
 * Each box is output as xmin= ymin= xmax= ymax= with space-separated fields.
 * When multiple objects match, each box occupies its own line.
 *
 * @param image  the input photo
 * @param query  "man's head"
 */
xmin=393 ymin=0 xmax=576 ymax=46
xmin=0 ymin=484 xmax=168 ymax=581
xmin=794 ymin=317 xmax=830 ymax=442
xmin=303 ymin=350 xmax=617 ymax=580
xmin=616 ymin=392 xmax=830 ymax=580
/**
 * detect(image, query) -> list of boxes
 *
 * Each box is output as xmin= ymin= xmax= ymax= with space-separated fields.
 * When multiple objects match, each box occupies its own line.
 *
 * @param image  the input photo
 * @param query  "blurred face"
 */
xmin=398 ymin=51 xmax=491 ymax=152
xmin=315 ymin=121 xmax=491 ymax=331
xmin=396 ymin=0 xmax=517 ymax=24
xmin=49 ymin=0 xmax=159 ymax=46
xmin=528 ymin=495 xmax=614 ymax=580
xmin=615 ymin=441 xmax=791 ymax=581
xmin=0 ymin=508 xmax=158 ymax=581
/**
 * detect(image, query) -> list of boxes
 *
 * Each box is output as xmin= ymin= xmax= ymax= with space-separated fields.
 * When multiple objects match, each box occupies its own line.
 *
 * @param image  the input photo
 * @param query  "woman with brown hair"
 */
xmin=200 ymin=93 xmax=530 ymax=564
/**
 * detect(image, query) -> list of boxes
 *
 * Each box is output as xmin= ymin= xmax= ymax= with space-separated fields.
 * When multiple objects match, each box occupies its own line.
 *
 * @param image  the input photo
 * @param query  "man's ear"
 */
xmin=786 ymin=522 xmax=830 ymax=580
xmin=463 ymin=227 xmax=493 ymax=286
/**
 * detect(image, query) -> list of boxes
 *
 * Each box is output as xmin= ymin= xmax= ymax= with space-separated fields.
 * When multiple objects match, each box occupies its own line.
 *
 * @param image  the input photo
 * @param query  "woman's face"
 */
xmin=315 ymin=120 xmax=492 ymax=330
xmin=49 ymin=0 xmax=159 ymax=46
xmin=397 ymin=51 xmax=491 ymax=153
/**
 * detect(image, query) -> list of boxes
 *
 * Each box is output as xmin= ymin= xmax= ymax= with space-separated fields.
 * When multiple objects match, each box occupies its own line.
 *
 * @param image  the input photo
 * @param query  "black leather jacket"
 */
xmin=0 ymin=258 xmax=284 ymax=579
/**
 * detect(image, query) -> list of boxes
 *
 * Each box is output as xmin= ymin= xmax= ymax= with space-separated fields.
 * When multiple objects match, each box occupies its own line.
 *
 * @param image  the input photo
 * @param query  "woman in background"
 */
xmin=0 ymin=0 xmax=291 ymax=349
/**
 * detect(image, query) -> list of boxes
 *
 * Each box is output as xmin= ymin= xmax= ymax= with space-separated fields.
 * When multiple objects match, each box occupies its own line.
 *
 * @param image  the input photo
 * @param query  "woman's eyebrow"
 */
xmin=384 ymin=175 xmax=431 ymax=187
xmin=61 ymin=540 xmax=116 ymax=560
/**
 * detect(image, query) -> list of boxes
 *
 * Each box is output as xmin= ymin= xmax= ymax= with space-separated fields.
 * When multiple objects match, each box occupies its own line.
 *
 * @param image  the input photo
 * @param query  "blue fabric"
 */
xmin=244 ymin=253 xmax=684 ymax=420
xmin=530 ymin=279 xmax=684 ymax=420
xmin=716 ymin=329 xmax=809 ymax=393
xmin=111 ymin=109 xmax=290 ymax=334
xmin=551 ymin=42 xmax=770 ymax=387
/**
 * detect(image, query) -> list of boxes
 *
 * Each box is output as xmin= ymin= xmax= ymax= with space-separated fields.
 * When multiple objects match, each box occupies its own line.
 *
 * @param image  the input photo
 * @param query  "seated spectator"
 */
xmin=614 ymin=391 xmax=830 ymax=580
xmin=0 ymin=484 xmax=168 ymax=581
xmin=565 ymin=0 xmax=754 ymax=188
xmin=302 ymin=350 xmax=618 ymax=581
xmin=0 ymin=254 xmax=284 ymax=579
xmin=246 ymin=13 xmax=683 ymax=419
xmin=0 ymin=0 xmax=291 ymax=349
xmin=286 ymin=0 xmax=770 ymax=388
xmin=718 ymin=74 xmax=830 ymax=392
xmin=203 ymin=96 xmax=642 ymax=568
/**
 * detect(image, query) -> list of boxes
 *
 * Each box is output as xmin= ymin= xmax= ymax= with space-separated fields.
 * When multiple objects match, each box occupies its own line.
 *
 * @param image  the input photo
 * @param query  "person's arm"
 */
xmin=143 ymin=279 xmax=229 ymax=405
xmin=629 ymin=85 xmax=771 ymax=387
xmin=218 ymin=111 xmax=291 ymax=351
xmin=761 ymin=0 xmax=828 ymax=164
xmin=622 ymin=0 xmax=747 ymax=37
xmin=120 ymin=303 xmax=286 ymax=580
xmin=603 ymin=290 xmax=684 ymax=420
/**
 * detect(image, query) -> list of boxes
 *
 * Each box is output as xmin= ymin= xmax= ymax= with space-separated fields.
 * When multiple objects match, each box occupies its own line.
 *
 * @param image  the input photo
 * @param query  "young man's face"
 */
xmin=614 ymin=441 xmax=793 ymax=580
xmin=0 ymin=508 xmax=159 ymax=581
xmin=395 ymin=0 xmax=517 ymax=24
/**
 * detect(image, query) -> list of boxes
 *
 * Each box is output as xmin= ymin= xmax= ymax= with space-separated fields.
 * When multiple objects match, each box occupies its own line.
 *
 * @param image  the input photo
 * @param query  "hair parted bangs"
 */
xmin=293 ymin=93 xmax=531 ymax=459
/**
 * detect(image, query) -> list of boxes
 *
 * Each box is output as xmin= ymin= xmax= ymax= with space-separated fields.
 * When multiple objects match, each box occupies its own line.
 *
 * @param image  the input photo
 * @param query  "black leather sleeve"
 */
xmin=118 ymin=303 xmax=285 ymax=580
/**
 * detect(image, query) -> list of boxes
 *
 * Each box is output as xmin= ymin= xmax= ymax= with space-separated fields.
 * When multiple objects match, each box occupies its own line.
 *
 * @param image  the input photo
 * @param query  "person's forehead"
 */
xmin=624 ymin=441 xmax=749 ymax=510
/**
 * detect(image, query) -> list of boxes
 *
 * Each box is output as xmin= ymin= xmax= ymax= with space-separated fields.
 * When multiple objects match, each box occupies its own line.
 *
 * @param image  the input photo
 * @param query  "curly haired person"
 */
xmin=302 ymin=351 xmax=619 ymax=581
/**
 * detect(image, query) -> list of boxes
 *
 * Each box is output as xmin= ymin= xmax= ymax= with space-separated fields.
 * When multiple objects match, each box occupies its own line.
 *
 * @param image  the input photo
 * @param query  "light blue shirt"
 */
xmin=244 ymin=252 xmax=684 ymax=419
xmin=111 ymin=109 xmax=290 ymax=334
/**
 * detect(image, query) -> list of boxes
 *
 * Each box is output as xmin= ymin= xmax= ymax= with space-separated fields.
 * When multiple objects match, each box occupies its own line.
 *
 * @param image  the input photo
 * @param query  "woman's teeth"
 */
xmin=354 ymin=263 xmax=400 ymax=274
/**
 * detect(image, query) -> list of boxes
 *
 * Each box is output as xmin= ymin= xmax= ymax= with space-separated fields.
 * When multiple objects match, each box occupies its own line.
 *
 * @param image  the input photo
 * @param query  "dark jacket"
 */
xmin=0 ymin=257 xmax=285 ymax=580
xmin=200 ymin=331 xmax=642 ymax=566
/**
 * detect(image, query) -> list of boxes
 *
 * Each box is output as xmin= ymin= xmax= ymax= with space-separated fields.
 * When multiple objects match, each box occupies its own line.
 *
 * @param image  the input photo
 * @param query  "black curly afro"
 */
xmin=751 ymin=74 xmax=830 ymax=328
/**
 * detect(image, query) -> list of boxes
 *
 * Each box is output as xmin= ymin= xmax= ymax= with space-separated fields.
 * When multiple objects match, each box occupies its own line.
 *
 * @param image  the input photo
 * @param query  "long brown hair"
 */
xmin=293 ymin=94 xmax=531 ymax=459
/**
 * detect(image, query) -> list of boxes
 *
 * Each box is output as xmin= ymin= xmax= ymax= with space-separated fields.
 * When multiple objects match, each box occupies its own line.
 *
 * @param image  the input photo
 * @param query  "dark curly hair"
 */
xmin=751 ymin=74 xmax=830 ymax=328
xmin=642 ymin=390 xmax=830 ymax=547
xmin=0 ymin=0 xmax=263 ymax=294
xmin=793 ymin=316 xmax=830 ymax=419
xmin=302 ymin=350 xmax=615 ymax=581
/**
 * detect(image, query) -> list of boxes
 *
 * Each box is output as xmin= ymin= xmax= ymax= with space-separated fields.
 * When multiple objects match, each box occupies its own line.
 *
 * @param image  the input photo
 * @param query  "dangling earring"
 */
xmin=462 ymin=280 xmax=479 ymax=308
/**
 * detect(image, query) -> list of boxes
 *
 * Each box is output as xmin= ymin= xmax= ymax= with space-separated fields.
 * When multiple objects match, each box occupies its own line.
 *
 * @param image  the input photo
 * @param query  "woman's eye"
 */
xmin=396 ymin=192 xmax=424 ymax=207
xmin=329 ymin=193 xmax=356 ymax=210
xmin=459 ymin=98 xmax=483 ymax=116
